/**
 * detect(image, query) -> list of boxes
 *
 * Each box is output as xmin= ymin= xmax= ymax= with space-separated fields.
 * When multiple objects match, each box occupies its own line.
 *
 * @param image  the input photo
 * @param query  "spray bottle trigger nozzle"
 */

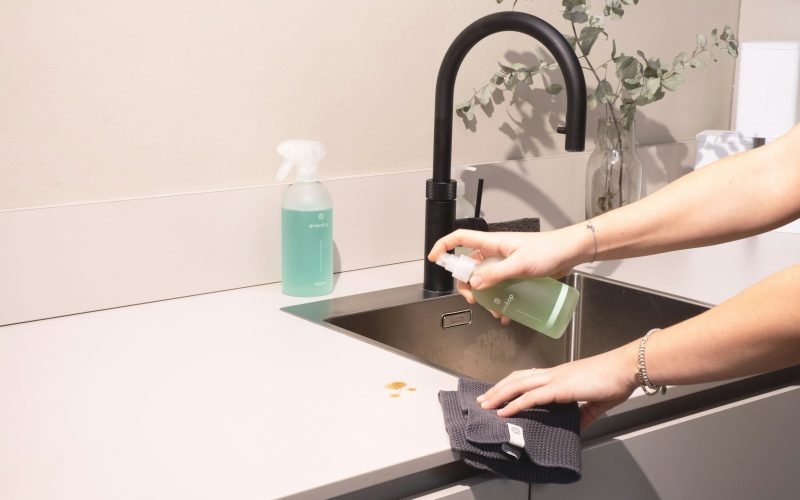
xmin=276 ymin=160 xmax=294 ymax=181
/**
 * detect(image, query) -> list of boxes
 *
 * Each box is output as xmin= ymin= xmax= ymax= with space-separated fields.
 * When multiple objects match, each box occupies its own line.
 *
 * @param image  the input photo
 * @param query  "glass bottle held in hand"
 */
xmin=435 ymin=252 xmax=579 ymax=339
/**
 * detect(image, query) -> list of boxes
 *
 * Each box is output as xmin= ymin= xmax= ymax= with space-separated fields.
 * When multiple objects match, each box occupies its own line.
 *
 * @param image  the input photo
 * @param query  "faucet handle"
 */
xmin=556 ymin=126 xmax=567 ymax=134
xmin=474 ymin=178 xmax=484 ymax=218
xmin=454 ymin=177 xmax=488 ymax=232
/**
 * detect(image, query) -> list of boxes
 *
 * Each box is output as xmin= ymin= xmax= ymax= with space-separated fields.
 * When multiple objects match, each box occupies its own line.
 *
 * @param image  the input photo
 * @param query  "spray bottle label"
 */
xmin=281 ymin=208 xmax=333 ymax=295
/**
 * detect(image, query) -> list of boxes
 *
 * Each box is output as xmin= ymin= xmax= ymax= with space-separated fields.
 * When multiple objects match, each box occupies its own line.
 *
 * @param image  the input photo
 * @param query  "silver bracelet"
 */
xmin=636 ymin=328 xmax=666 ymax=396
xmin=585 ymin=220 xmax=598 ymax=263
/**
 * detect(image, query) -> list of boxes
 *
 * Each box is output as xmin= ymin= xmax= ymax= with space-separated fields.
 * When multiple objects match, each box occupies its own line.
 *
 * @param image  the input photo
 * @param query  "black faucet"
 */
xmin=424 ymin=12 xmax=587 ymax=293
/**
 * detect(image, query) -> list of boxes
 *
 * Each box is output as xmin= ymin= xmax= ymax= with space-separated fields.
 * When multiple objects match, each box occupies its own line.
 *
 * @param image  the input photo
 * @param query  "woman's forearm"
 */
xmin=624 ymin=264 xmax=800 ymax=387
xmin=567 ymin=125 xmax=800 ymax=263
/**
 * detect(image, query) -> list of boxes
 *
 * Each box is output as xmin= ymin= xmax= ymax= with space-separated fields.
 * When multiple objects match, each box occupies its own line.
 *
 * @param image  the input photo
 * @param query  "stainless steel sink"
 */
xmin=282 ymin=271 xmax=709 ymax=383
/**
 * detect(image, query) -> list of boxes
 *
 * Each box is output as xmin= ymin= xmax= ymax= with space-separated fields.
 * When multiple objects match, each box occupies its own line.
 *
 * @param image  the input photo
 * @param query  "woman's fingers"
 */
xmin=477 ymin=369 xmax=528 ymax=403
xmin=496 ymin=386 xmax=557 ymax=418
xmin=470 ymin=253 xmax=525 ymax=289
xmin=427 ymin=230 xmax=505 ymax=262
xmin=455 ymin=279 xmax=475 ymax=304
xmin=479 ymin=369 xmax=546 ymax=409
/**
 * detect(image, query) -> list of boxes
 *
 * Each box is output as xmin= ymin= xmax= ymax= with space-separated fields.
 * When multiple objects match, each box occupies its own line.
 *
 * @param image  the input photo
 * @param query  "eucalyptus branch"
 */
xmin=569 ymin=19 xmax=624 ymax=149
xmin=460 ymin=0 xmax=739 ymax=135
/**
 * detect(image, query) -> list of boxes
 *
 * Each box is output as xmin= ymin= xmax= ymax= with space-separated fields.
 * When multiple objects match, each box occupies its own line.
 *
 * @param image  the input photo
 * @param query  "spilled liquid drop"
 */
xmin=385 ymin=381 xmax=407 ymax=390
xmin=388 ymin=393 xmax=401 ymax=398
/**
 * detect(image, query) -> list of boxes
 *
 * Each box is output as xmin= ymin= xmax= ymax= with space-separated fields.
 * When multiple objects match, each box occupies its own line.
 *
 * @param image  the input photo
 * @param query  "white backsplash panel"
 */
xmin=0 ymin=141 xmax=694 ymax=325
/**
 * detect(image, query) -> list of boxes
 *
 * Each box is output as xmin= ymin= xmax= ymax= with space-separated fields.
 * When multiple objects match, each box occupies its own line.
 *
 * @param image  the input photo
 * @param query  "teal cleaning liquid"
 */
xmin=276 ymin=140 xmax=334 ymax=297
xmin=281 ymin=207 xmax=333 ymax=296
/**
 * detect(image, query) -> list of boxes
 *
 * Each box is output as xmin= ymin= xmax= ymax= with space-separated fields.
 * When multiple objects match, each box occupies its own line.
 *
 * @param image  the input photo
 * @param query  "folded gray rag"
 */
xmin=438 ymin=377 xmax=581 ymax=484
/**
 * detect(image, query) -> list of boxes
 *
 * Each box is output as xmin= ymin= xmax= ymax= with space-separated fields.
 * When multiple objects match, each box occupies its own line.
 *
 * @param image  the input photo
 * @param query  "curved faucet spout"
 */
xmin=424 ymin=12 xmax=587 ymax=292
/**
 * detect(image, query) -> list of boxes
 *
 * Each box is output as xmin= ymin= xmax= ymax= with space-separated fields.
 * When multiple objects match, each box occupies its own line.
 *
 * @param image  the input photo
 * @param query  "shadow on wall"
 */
xmin=461 ymin=163 xmax=573 ymax=229
xmin=634 ymin=112 xmax=692 ymax=195
xmin=459 ymin=50 xmax=565 ymax=158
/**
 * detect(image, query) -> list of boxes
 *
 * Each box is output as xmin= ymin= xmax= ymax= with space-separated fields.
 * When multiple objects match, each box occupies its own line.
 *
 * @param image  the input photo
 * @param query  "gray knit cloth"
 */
xmin=438 ymin=377 xmax=581 ymax=483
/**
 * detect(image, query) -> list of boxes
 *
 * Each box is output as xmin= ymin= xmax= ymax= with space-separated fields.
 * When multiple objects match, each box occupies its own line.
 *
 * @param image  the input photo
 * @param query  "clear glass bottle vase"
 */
xmin=585 ymin=117 xmax=642 ymax=218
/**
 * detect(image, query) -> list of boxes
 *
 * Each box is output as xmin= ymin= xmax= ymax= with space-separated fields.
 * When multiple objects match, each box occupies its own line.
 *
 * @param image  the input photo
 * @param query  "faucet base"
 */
xmin=424 ymin=198 xmax=456 ymax=292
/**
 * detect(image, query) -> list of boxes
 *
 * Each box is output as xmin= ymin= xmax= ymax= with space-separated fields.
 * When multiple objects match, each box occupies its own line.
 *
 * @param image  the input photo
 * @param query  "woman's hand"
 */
xmin=427 ymin=226 xmax=589 ymax=307
xmin=476 ymin=344 xmax=639 ymax=430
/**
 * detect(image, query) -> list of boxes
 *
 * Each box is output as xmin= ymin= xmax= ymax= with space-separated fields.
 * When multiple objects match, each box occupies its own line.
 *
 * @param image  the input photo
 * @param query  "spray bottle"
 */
xmin=435 ymin=252 xmax=579 ymax=339
xmin=276 ymin=140 xmax=333 ymax=296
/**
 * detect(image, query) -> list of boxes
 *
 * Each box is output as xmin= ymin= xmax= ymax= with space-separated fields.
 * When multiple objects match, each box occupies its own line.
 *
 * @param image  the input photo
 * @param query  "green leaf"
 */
xmin=672 ymin=51 xmax=689 ymax=70
xmin=568 ymin=8 xmax=589 ymax=24
xmin=596 ymin=79 xmax=614 ymax=103
xmin=688 ymin=57 xmax=707 ymax=69
xmin=696 ymin=34 xmax=707 ymax=49
xmin=615 ymin=55 xmax=641 ymax=81
xmin=490 ymin=72 xmax=505 ymax=85
xmin=505 ymin=73 xmax=518 ymax=90
xmin=562 ymin=0 xmax=590 ymax=23
xmin=587 ymin=94 xmax=598 ymax=110
xmin=727 ymin=40 xmax=739 ymax=58
xmin=579 ymin=26 xmax=605 ymax=55
xmin=622 ymin=79 xmax=641 ymax=91
xmin=641 ymin=76 xmax=661 ymax=99
xmin=642 ymin=58 xmax=662 ymax=79
xmin=621 ymin=102 xmax=637 ymax=129
xmin=611 ymin=39 xmax=617 ymax=60
xmin=589 ymin=15 xmax=605 ymax=28
xmin=546 ymin=83 xmax=564 ymax=95
xmin=711 ymin=28 xmax=718 ymax=42
xmin=477 ymin=84 xmax=495 ymax=106
xmin=498 ymin=61 xmax=515 ymax=74
xmin=464 ymin=106 xmax=475 ymax=121
xmin=661 ymin=72 xmax=685 ymax=91
xmin=456 ymin=101 xmax=474 ymax=121
xmin=603 ymin=0 xmax=625 ymax=20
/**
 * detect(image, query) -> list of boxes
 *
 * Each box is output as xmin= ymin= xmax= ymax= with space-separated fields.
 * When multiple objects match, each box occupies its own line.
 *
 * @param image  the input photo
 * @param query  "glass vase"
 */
xmin=585 ymin=117 xmax=642 ymax=218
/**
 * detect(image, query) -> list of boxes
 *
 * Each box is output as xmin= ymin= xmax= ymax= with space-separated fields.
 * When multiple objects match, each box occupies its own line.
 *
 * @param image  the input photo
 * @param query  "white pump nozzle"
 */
xmin=435 ymin=253 xmax=478 ymax=283
xmin=276 ymin=140 xmax=326 ymax=182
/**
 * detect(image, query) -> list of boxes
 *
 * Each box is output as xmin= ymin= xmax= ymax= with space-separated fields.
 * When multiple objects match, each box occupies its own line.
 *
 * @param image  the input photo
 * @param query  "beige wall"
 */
xmin=1 ymin=0 xmax=740 ymax=210
xmin=738 ymin=0 xmax=800 ymax=41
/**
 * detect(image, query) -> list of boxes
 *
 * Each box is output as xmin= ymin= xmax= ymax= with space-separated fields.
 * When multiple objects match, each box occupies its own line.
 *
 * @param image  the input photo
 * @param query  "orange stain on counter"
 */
xmin=385 ymin=381 xmax=417 ymax=398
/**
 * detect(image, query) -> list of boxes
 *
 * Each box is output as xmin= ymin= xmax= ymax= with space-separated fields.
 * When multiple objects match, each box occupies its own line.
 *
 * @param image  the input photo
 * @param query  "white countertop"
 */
xmin=1 ymin=231 xmax=798 ymax=499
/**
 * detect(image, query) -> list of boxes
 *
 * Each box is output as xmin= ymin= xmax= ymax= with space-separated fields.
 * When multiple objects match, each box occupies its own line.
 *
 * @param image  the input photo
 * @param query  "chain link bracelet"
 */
xmin=636 ymin=328 xmax=667 ymax=396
